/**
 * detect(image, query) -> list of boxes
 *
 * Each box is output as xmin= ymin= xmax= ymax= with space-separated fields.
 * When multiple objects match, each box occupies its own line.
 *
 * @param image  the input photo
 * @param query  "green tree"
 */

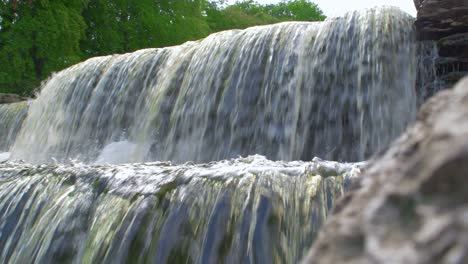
xmin=204 ymin=0 xmax=325 ymax=31
xmin=263 ymin=0 xmax=326 ymax=21
xmin=162 ymin=0 xmax=212 ymax=45
xmin=82 ymin=0 xmax=212 ymax=56
xmin=0 ymin=0 xmax=326 ymax=96
xmin=0 ymin=0 xmax=88 ymax=95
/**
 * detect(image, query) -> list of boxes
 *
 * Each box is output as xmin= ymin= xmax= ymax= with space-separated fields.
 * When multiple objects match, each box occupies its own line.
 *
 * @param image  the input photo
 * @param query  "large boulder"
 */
xmin=0 ymin=93 xmax=29 ymax=104
xmin=302 ymin=77 xmax=468 ymax=263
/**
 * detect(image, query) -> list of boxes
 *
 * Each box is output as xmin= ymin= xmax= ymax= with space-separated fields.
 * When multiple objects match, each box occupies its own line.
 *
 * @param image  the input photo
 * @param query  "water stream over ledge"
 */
xmin=0 ymin=156 xmax=361 ymax=263
xmin=7 ymin=7 xmax=417 ymax=164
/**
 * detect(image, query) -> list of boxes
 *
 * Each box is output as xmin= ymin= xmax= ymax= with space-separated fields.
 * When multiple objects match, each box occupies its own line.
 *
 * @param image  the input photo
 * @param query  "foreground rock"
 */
xmin=303 ymin=77 xmax=468 ymax=263
xmin=0 ymin=93 xmax=29 ymax=104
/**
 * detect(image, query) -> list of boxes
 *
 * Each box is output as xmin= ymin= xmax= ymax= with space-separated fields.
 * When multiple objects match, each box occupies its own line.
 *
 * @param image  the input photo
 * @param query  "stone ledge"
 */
xmin=0 ymin=93 xmax=29 ymax=104
xmin=414 ymin=0 xmax=468 ymax=40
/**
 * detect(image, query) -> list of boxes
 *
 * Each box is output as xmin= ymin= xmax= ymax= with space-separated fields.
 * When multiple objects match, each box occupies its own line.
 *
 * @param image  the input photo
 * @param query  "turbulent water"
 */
xmin=0 ymin=7 xmax=422 ymax=264
xmin=0 ymin=156 xmax=361 ymax=263
xmin=6 ymin=7 xmax=417 ymax=164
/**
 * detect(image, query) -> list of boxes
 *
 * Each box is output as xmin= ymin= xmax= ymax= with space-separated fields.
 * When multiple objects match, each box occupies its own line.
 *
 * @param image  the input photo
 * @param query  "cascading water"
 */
xmin=0 ymin=102 xmax=29 ymax=152
xmin=0 ymin=7 xmax=421 ymax=264
xmin=416 ymin=41 xmax=444 ymax=105
xmin=0 ymin=156 xmax=360 ymax=263
xmin=9 ymin=7 xmax=416 ymax=164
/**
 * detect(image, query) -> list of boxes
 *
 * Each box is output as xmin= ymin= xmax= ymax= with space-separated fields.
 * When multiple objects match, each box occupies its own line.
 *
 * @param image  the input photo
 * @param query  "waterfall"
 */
xmin=0 ymin=156 xmax=361 ymax=263
xmin=9 ymin=7 xmax=417 ymax=164
xmin=0 ymin=102 xmax=29 ymax=152
xmin=416 ymin=41 xmax=443 ymax=105
xmin=0 ymin=7 xmax=421 ymax=263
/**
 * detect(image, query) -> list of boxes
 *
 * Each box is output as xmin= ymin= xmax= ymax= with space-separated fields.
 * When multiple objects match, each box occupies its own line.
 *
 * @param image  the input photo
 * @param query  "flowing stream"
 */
xmin=0 ymin=7 xmax=423 ymax=263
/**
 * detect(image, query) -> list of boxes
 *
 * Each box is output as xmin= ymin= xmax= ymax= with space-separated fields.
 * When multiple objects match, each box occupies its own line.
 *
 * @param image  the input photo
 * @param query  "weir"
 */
xmin=8 ymin=7 xmax=416 ymax=164
xmin=0 ymin=7 xmax=424 ymax=264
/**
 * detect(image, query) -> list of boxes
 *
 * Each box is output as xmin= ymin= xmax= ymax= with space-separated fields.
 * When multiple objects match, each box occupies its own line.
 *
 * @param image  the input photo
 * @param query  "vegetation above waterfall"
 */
xmin=0 ymin=0 xmax=325 ymax=96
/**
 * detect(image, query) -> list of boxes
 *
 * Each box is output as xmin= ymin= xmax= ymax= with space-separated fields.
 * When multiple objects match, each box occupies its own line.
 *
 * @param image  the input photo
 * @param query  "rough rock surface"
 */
xmin=414 ymin=0 xmax=468 ymax=89
xmin=302 ymin=77 xmax=468 ymax=264
xmin=415 ymin=0 xmax=468 ymax=40
xmin=0 ymin=93 xmax=29 ymax=104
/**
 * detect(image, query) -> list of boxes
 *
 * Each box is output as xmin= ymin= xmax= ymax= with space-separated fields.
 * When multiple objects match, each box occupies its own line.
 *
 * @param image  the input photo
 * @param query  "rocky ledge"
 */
xmin=0 ymin=93 xmax=29 ymax=104
xmin=302 ymin=77 xmax=468 ymax=263
xmin=414 ymin=0 xmax=468 ymax=40
xmin=415 ymin=0 xmax=468 ymax=88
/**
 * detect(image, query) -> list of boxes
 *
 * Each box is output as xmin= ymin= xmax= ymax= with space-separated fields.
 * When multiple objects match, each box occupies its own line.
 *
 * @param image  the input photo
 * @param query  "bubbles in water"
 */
xmin=94 ymin=141 xmax=137 ymax=164
xmin=0 ymin=152 xmax=10 ymax=162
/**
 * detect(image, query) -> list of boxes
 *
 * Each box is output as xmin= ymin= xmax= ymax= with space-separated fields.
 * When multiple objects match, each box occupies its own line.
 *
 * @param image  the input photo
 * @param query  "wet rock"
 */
xmin=414 ymin=0 xmax=468 ymax=41
xmin=414 ymin=0 xmax=468 ymax=96
xmin=438 ymin=32 xmax=468 ymax=58
xmin=0 ymin=93 xmax=29 ymax=104
xmin=302 ymin=77 xmax=468 ymax=264
xmin=436 ymin=33 xmax=468 ymax=87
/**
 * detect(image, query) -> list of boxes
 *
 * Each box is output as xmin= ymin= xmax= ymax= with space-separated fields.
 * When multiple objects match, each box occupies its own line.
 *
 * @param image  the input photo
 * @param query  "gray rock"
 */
xmin=0 ymin=93 xmax=29 ymax=104
xmin=413 ymin=0 xmax=423 ymax=10
xmin=302 ymin=77 xmax=468 ymax=264
xmin=415 ymin=0 xmax=468 ymax=40
xmin=415 ymin=0 xmax=468 ymax=94
xmin=438 ymin=32 xmax=468 ymax=58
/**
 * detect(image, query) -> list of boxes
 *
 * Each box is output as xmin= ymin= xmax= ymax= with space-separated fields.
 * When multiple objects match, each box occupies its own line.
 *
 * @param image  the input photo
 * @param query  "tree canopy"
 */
xmin=0 ymin=0 xmax=325 ymax=95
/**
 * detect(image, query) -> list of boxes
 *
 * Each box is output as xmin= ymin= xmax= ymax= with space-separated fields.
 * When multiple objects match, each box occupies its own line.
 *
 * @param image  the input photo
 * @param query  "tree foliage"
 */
xmin=264 ymin=0 xmax=326 ymax=21
xmin=0 ymin=0 xmax=325 ymax=95
xmin=0 ymin=0 xmax=88 ymax=94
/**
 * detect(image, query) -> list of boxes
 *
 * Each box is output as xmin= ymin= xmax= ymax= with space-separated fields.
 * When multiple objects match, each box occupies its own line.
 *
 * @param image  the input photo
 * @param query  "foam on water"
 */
xmin=94 ymin=141 xmax=138 ymax=165
xmin=0 ymin=155 xmax=362 ymax=263
xmin=0 ymin=152 xmax=10 ymax=163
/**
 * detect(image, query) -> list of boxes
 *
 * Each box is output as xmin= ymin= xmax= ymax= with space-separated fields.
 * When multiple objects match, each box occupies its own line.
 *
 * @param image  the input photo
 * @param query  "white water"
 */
xmin=0 ymin=102 xmax=28 ymax=152
xmin=0 ymin=155 xmax=361 ymax=263
xmin=7 ymin=7 xmax=417 ymax=164
xmin=94 ymin=141 xmax=138 ymax=165
xmin=0 ymin=152 xmax=10 ymax=163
